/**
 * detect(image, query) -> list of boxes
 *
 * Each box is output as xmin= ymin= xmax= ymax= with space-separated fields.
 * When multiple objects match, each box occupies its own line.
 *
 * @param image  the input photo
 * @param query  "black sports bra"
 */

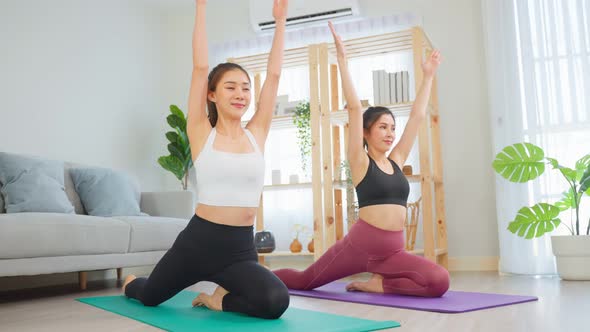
xmin=355 ymin=156 xmax=410 ymax=208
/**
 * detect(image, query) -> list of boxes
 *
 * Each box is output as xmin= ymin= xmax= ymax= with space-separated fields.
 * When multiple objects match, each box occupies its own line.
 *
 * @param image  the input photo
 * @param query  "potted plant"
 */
xmin=290 ymin=223 xmax=310 ymax=253
xmin=492 ymin=142 xmax=590 ymax=280
xmin=292 ymin=101 xmax=311 ymax=177
xmin=340 ymin=160 xmax=359 ymax=229
xmin=158 ymin=105 xmax=193 ymax=190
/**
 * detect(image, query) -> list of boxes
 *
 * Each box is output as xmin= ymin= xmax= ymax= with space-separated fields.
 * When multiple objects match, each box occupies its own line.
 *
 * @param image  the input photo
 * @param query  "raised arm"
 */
xmin=329 ymin=22 xmax=365 ymax=172
xmin=187 ymin=0 xmax=212 ymax=160
xmin=389 ymin=50 xmax=441 ymax=166
xmin=246 ymin=0 xmax=288 ymax=148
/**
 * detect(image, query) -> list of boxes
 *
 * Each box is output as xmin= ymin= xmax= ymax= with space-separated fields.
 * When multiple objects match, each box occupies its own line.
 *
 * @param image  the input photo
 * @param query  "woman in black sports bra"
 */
xmin=274 ymin=22 xmax=450 ymax=297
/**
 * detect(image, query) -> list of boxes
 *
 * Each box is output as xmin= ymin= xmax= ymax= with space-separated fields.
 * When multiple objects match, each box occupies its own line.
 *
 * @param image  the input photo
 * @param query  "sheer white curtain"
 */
xmin=483 ymin=0 xmax=590 ymax=275
xmin=208 ymin=15 xmax=420 ymax=249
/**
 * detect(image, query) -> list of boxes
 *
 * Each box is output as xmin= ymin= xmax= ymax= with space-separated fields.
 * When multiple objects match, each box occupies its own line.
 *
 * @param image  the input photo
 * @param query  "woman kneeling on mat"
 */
xmin=123 ymin=0 xmax=290 ymax=319
xmin=274 ymin=22 xmax=450 ymax=298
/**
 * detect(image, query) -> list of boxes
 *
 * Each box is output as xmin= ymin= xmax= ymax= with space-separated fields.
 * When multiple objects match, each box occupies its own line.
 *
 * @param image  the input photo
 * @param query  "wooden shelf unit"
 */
xmin=229 ymin=45 xmax=320 ymax=265
xmin=230 ymin=27 xmax=448 ymax=268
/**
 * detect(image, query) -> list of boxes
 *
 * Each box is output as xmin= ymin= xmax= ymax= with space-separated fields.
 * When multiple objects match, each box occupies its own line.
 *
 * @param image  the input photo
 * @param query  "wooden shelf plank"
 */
xmin=261 ymin=248 xmax=445 ymax=258
xmin=330 ymin=103 xmax=414 ymax=126
xmin=263 ymin=174 xmax=422 ymax=193
xmin=408 ymin=248 xmax=447 ymax=256
xmin=259 ymin=251 xmax=314 ymax=257
xmin=263 ymin=182 xmax=312 ymax=191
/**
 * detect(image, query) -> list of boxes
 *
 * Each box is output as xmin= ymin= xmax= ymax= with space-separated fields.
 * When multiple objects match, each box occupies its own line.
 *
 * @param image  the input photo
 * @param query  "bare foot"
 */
xmin=192 ymin=285 xmax=229 ymax=311
xmin=346 ymin=274 xmax=384 ymax=293
xmin=122 ymin=274 xmax=137 ymax=294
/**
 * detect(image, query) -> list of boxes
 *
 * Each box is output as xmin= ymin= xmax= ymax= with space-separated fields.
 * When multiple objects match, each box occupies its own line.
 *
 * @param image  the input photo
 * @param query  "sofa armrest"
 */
xmin=140 ymin=191 xmax=195 ymax=219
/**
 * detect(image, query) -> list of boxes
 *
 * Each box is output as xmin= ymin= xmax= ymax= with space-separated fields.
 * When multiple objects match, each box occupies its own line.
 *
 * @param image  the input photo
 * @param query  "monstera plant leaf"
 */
xmin=547 ymin=158 xmax=577 ymax=182
xmin=507 ymin=203 xmax=561 ymax=239
xmin=492 ymin=143 xmax=545 ymax=183
xmin=575 ymin=154 xmax=590 ymax=177
xmin=580 ymin=165 xmax=590 ymax=195
xmin=554 ymin=188 xmax=581 ymax=211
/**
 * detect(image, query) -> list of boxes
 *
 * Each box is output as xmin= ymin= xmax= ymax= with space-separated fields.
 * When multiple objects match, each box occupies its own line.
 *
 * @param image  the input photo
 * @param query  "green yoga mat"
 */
xmin=77 ymin=290 xmax=400 ymax=332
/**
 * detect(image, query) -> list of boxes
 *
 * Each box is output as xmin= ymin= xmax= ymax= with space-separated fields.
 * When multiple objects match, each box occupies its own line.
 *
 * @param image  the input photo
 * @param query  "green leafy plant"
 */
xmin=291 ymin=223 xmax=310 ymax=240
xmin=340 ymin=160 xmax=353 ymax=186
xmin=158 ymin=105 xmax=193 ymax=190
xmin=340 ymin=160 xmax=359 ymax=227
xmin=492 ymin=142 xmax=590 ymax=238
xmin=292 ymin=101 xmax=311 ymax=175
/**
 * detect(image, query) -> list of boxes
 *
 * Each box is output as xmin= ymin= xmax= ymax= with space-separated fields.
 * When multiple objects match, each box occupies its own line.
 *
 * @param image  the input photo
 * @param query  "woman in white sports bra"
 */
xmin=122 ymin=0 xmax=290 ymax=319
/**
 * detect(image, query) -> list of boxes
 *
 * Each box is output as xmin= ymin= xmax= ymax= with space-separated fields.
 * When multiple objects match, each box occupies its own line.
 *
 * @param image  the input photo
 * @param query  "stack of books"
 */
xmin=372 ymin=70 xmax=410 ymax=105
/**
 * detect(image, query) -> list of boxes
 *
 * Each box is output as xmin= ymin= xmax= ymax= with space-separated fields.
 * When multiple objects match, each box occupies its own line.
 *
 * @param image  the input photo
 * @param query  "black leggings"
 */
xmin=124 ymin=215 xmax=289 ymax=319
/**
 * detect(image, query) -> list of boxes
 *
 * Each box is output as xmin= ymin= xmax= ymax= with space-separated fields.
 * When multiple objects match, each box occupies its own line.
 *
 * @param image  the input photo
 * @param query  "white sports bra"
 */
xmin=193 ymin=128 xmax=265 ymax=207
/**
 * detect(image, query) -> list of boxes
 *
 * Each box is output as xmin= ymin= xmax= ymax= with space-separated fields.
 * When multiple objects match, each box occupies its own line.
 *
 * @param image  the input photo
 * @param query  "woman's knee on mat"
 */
xmin=424 ymin=266 xmax=450 ymax=297
xmin=138 ymin=283 xmax=177 ymax=307
xmin=139 ymin=293 xmax=167 ymax=307
xmin=255 ymin=284 xmax=290 ymax=319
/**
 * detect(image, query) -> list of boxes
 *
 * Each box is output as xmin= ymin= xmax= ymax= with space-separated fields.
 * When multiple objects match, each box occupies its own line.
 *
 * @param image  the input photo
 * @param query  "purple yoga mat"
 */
xmin=288 ymin=282 xmax=538 ymax=313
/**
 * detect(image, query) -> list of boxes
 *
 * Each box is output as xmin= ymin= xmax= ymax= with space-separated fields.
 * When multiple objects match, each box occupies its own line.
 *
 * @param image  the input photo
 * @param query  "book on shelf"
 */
xmin=389 ymin=72 xmax=396 ymax=104
xmin=395 ymin=72 xmax=403 ymax=104
xmin=372 ymin=70 xmax=380 ymax=106
xmin=372 ymin=69 xmax=410 ymax=106
xmin=401 ymin=71 xmax=410 ymax=103
xmin=379 ymin=70 xmax=388 ymax=105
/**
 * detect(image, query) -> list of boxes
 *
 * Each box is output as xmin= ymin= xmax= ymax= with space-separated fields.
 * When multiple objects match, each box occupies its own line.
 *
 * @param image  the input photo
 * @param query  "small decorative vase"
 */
xmin=290 ymin=238 xmax=302 ymax=253
xmin=254 ymin=230 xmax=276 ymax=253
xmin=402 ymin=165 xmax=413 ymax=176
xmin=307 ymin=238 xmax=314 ymax=253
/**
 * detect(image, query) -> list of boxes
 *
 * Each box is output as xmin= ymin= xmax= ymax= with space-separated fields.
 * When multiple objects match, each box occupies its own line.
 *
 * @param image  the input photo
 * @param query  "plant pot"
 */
xmin=402 ymin=165 xmax=413 ymax=176
xmin=551 ymin=235 xmax=590 ymax=280
xmin=290 ymin=238 xmax=302 ymax=253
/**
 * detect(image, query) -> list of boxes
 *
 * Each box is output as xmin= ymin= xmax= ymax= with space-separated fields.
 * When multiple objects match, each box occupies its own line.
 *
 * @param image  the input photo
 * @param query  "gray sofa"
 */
xmin=0 ymin=162 xmax=194 ymax=290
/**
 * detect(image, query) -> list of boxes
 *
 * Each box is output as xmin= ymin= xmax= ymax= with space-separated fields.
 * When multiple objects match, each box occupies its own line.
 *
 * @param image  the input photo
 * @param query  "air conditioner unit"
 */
xmin=249 ymin=0 xmax=361 ymax=32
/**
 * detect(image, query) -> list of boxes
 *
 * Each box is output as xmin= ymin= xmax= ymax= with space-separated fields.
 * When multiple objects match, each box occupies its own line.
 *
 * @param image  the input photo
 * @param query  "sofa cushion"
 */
xmin=113 ymin=216 xmax=188 ymax=253
xmin=0 ymin=213 xmax=130 ymax=259
xmin=69 ymin=167 xmax=144 ymax=217
xmin=0 ymin=187 xmax=4 ymax=213
xmin=64 ymin=162 xmax=87 ymax=215
xmin=0 ymin=152 xmax=75 ymax=214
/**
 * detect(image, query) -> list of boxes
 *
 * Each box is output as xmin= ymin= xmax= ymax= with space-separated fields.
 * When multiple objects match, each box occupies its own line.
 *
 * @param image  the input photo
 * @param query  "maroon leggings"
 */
xmin=273 ymin=219 xmax=449 ymax=297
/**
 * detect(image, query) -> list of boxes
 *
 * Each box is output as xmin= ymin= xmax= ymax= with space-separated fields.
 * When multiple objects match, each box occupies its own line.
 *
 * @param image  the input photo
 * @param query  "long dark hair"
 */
xmin=362 ymin=106 xmax=395 ymax=149
xmin=207 ymin=63 xmax=251 ymax=127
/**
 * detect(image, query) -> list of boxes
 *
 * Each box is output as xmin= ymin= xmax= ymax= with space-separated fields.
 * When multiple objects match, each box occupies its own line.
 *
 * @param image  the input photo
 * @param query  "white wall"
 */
xmin=0 ymin=0 xmax=185 ymax=192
